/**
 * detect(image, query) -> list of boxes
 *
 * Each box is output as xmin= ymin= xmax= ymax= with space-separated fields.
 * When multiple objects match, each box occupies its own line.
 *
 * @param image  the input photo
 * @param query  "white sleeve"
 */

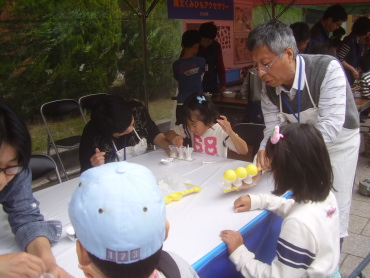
xmin=249 ymin=194 xmax=295 ymax=219
xmin=172 ymin=124 xmax=187 ymax=138
xmin=229 ymin=218 xmax=315 ymax=278
xmin=316 ymin=60 xmax=346 ymax=145
xmin=225 ymin=134 xmax=238 ymax=153
xmin=259 ymin=86 xmax=280 ymax=150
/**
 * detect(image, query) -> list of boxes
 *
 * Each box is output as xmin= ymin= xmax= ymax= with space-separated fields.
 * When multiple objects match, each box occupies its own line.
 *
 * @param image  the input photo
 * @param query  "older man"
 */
xmin=247 ymin=20 xmax=360 ymax=244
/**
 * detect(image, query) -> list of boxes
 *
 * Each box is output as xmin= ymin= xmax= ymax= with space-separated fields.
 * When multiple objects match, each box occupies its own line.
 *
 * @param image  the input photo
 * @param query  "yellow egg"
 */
xmin=235 ymin=167 xmax=247 ymax=178
xmin=223 ymin=170 xmax=236 ymax=181
xmin=246 ymin=164 xmax=258 ymax=176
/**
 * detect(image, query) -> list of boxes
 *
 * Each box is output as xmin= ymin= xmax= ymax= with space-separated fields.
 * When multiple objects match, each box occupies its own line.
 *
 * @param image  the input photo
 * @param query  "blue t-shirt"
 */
xmin=173 ymin=56 xmax=205 ymax=103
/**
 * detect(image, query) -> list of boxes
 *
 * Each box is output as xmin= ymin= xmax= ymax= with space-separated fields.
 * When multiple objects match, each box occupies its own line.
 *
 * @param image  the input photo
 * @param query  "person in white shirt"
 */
xmin=246 ymin=19 xmax=360 ymax=245
xmin=166 ymin=94 xmax=248 ymax=158
xmin=221 ymin=123 xmax=340 ymax=278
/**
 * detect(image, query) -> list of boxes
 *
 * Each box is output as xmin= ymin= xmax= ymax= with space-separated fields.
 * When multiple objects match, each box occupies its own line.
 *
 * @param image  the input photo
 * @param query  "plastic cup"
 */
xmin=169 ymin=145 xmax=177 ymax=158
xmin=176 ymin=146 xmax=186 ymax=159
xmin=185 ymin=147 xmax=194 ymax=161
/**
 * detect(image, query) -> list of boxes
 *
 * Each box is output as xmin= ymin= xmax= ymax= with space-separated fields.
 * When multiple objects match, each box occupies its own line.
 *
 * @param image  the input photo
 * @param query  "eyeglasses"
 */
xmin=0 ymin=166 xmax=23 ymax=176
xmin=334 ymin=21 xmax=342 ymax=28
xmin=249 ymin=54 xmax=282 ymax=75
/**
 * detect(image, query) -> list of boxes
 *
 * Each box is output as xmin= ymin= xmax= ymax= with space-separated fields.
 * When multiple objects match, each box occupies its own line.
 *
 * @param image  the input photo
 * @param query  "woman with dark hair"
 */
xmin=221 ymin=123 xmax=340 ymax=278
xmin=79 ymin=95 xmax=170 ymax=172
xmin=0 ymin=103 xmax=71 ymax=278
xmin=337 ymin=16 xmax=370 ymax=85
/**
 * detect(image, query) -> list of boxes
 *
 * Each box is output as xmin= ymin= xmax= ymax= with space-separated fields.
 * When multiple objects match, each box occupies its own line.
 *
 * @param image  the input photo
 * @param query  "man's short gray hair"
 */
xmin=247 ymin=20 xmax=299 ymax=59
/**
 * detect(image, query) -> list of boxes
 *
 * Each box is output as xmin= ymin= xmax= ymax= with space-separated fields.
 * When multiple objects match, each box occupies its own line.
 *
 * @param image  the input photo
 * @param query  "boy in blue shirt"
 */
xmin=173 ymin=30 xmax=205 ymax=125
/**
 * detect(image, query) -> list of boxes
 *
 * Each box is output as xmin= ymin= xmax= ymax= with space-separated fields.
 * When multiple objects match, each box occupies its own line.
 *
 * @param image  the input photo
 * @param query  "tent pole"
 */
xmin=140 ymin=0 xmax=149 ymax=109
xmin=271 ymin=1 xmax=276 ymax=19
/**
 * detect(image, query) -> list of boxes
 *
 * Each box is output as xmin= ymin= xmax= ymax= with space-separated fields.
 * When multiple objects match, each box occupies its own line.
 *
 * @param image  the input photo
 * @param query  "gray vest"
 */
xmin=266 ymin=54 xmax=359 ymax=129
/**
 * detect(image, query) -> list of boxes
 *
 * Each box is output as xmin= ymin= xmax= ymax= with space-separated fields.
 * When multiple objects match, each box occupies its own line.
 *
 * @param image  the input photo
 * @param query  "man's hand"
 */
xmin=90 ymin=148 xmax=106 ymax=167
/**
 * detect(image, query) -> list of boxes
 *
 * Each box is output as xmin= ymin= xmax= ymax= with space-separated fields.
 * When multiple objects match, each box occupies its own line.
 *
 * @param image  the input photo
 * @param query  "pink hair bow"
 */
xmin=270 ymin=126 xmax=284 ymax=144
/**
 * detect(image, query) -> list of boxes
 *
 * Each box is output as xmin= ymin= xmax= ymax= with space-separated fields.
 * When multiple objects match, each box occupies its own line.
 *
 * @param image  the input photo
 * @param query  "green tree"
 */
xmin=0 ymin=0 xmax=181 ymax=119
xmin=0 ymin=0 xmax=121 ymax=119
xmin=117 ymin=0 xmax=181 ymax=100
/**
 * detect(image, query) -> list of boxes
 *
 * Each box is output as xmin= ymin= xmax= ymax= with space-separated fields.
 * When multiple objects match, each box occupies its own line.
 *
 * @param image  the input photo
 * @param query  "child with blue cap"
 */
xmin=68 ymin=161 xmax=199 ymax=278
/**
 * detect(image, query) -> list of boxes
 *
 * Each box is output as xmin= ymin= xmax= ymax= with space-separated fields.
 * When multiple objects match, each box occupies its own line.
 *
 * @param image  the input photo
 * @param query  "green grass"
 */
xmin=148 ymin=98 xmax=174 ymax=121
xmin=28 ymin=98 xmax=174 ymax=153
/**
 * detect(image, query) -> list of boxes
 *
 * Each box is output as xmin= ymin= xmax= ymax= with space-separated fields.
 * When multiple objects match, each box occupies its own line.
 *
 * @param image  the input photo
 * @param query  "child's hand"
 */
xmin=217 ymin=115 xmax=233 ymax=135
xmin=220 ymin=230 xmax=243 ymax=255
xmin=171 ymin=135 xmax=183 ymax=147
xmin=234 ymin=195 xmax=251 ymax=213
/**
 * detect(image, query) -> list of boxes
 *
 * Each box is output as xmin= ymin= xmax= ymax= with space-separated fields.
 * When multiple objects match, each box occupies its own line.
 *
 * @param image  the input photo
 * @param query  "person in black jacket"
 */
xmin=79 ymin=94 xmax=170 ymax=172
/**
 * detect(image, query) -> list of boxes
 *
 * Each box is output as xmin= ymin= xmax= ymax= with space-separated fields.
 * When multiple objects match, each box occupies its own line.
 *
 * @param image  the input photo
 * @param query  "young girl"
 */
xmin=166 ymin=94 xmax=248 ymax=158
xmin=220 ymin=123 xmax=340 ymax=278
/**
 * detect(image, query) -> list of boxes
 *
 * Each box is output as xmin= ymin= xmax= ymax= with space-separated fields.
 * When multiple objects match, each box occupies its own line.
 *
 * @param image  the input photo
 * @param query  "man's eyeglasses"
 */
xmin=249 ymin=54 xmax=282 ymax=75
xmin=0 ymin=166 xmax=23 ymax=176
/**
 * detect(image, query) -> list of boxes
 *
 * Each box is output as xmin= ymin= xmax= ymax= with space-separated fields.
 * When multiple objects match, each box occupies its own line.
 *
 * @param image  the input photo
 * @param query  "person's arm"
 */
xmin=1 ymin=169 xmax=72 ymax=277
xmin=165 ymin=129 xmax=184 ymax=147
xmin=257 ymin=86 xmax=280 ymax=170
xmin=27 ymin=237 xmax=72 ymax=277
xmin=233 ymin=194 xmax=295 ymax=218
xmin=341 ymin=61 xmax=359 ymax=81
xmin=336 ymin=38 xmax=350 ymax=63
xmin=316 ymin=60 xmax=347 ymax=145
xmin=79 ymin=122 xmax=101 ymax=172
xmin=153 ymin=133 xmax=171 ymax=154
xmin=221 ymin=195 xmax=314 ymax=278
xmin=337 ymin=38 xmax=359 ymax=80
xmin=259 ymin=87 xmax=280 ymax=151
xmin=222 ymin=217 xmax=315 ymax=278
xmin=0 ymin=252 xmax=45 ymax=278
xmin=217 ymin=115 xmax=248 ymax=155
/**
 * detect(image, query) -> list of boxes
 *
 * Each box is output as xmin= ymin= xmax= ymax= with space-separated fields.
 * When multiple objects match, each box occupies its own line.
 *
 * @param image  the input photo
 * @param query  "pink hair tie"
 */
xmin=270 ymin=126 xmax=284 ymax=144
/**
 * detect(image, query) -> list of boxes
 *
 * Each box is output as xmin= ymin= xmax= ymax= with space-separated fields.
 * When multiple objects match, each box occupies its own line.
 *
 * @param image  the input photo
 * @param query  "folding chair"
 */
xmin=228 ymin=123 xmax=266 ymax=162
xmin=348 ymin=253 xmax=370 ymax=278
xmin=29 ymin=153 xmax=62 ymax=184
xmin=40 ymin=99 xmax=84 ymax=180
xmin=78 ymin=93 xmax=108 ymax=123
